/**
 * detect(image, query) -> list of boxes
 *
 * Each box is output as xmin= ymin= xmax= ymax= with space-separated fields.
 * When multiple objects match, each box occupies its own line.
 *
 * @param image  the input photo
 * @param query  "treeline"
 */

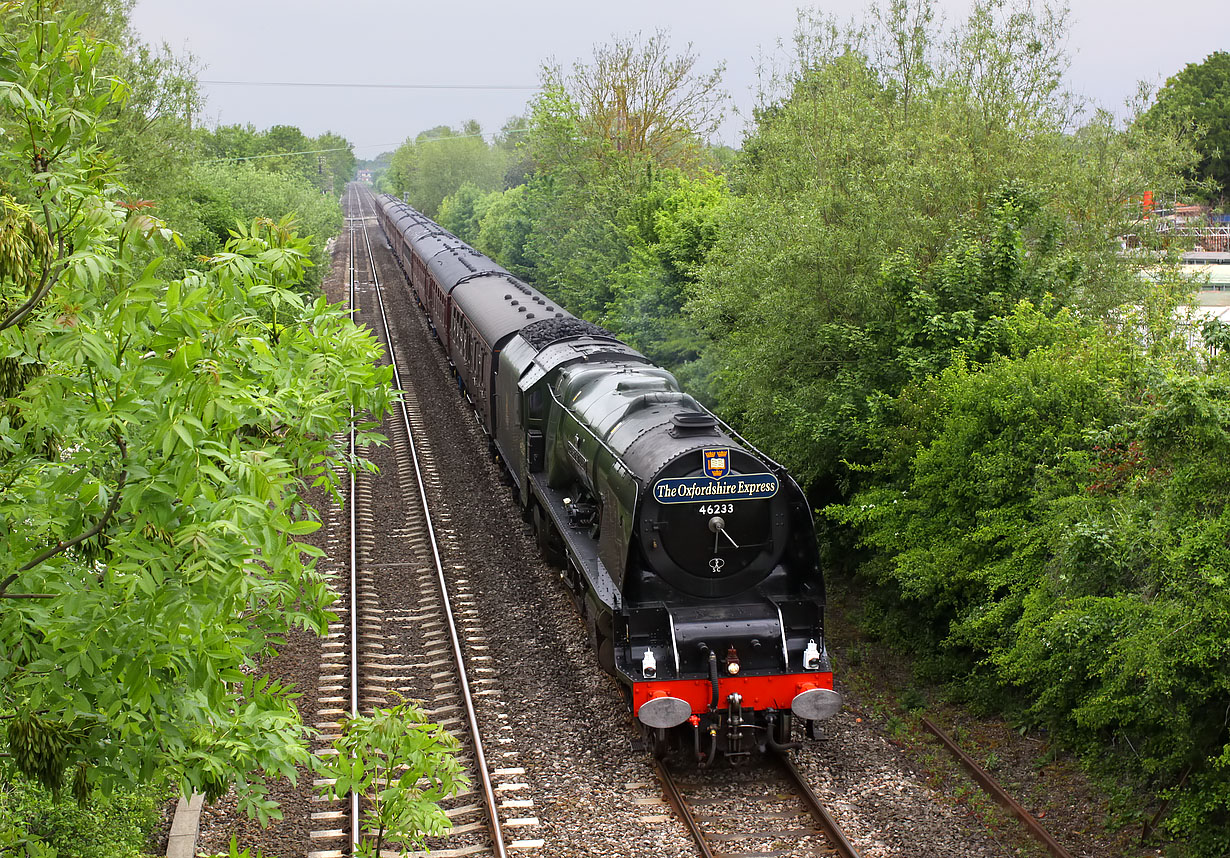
xmin=379 ymin=30 xmax=733 ymax=383
xmin=380 ymin=3 xmax=1230 ymax=852
xmin=160 ymin=124 xmax=355 ymax=286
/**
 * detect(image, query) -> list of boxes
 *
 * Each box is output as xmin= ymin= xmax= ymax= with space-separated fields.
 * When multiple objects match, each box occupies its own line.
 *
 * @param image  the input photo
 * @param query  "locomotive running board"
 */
xmin=529 ymin=472 xmax=622 ymax=610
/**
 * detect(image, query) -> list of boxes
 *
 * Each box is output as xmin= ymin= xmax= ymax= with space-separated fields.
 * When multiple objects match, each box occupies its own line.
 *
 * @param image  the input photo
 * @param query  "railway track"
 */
xmin=306 ymin=184 xmax=515 ymax=858
xmin=654 ymin=750 xmax=862 ymax=858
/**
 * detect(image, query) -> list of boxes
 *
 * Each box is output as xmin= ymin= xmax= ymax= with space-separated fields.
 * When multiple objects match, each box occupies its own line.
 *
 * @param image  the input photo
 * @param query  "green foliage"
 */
xmin=828 ymin=291 xmax=1230 ymax=850
xmin=537 ymin=30 xmax=726 ymax=175
xmin=156 ymin=162 xmax=343 ymax=287
xmin=385 ymin=122 xmax=506 ymax=218
xmin=0 ymin=764 xmax=167 ymax=858
xmin=473 ymin=184 xmax=534 ymax=276
xmin=204 ymin=834 xmax=270 ymax=858
xmin=1 ymin=0 xmax=204 ymax=213
xmin=1144 ymin=51 xmax=1230 ymax=200
xmin=830 ymin=305 xmax=1131 ymax=644
xmin=317 ymin=701 xmax=468 ymax=857
xmin=688 ymin=0 xmax=1194 ymax=493
xmin=150 ymin=125 xmax=353 ymax=288
xmin=0 ymin=2 xmax=392 ymax=835
xmin=595 ymin=168 xmax=729 ymax=369
xmin=199 ymin=124 xmax=356 ymax=196
xmin=102 ymin=41 xmax=202 ymax=208
xmin=453 ymin=33 xmax=730 ymax=375
xmin=437 ymin=182 xmax=493 ymax=242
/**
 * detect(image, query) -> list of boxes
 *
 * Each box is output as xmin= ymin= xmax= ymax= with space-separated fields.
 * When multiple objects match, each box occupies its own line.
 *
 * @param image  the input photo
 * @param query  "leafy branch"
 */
xmin=0 ymin=433 xmax=127 ymax=599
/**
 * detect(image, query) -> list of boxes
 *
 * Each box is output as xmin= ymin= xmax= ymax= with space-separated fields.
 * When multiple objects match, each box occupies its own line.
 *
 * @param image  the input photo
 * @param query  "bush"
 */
xmin=0 ymin=763 xmax=168 ymax=858
xmin=831 ymin=298 xmax=1230 ymax=851
xmin=156 ymin=162 xmax=342 ymax=291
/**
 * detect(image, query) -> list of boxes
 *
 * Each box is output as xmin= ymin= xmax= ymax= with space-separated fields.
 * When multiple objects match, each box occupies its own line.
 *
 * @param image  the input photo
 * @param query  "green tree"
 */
xmin=687 ymin=0 xmax=1194 ymax=492
xmin=538 ymin=30 xmax=726 ymax=175
xmin=463 ymin=31 xmax=728 ymax=370
xmin=260 ymin=124 xmax=316 ymax=183
xmin=385 ymin=122 xmax=504 ymax=217
xmin=473 ymin=184 xmax=534 ymax=275
xmin=0 ymin=5 xmax=391 ymax=830
xmin=830 ymin=290 xmax=1230 ymax=854
xmin=199 ymin=123 xmax=263 ymax=162
xmin=1144 ymin=51 xmax=1230 ymax=200
xmin=495 ymin=114 xmax=532 ymax=188
xmin=437 ymin=182 xmax=491 ymax=241
xmin=198 ymin=124 xmax=354 ymax=196
xmin=313 ymin=130 xmax=357 ymax=194
xmin=157 ymin=161 xmax=343 ymax=287
xmin=5 ymin=0 xmax=204 ymax=212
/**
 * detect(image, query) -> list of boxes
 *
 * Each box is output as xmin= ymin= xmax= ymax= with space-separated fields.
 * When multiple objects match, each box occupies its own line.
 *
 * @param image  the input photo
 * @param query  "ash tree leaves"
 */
xmin=318 ymin=701 xmax=468 ymax=857
xmin=0 ymin=1 xmax=392 ymax=826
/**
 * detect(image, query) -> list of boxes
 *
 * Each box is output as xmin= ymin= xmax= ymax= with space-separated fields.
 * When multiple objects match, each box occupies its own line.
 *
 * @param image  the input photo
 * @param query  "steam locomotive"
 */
xmin=374 ymin=190 xmax=840 ymax=762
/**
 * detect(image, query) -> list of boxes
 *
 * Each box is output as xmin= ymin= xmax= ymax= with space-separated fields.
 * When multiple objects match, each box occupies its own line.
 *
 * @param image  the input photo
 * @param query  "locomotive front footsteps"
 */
xmin=376 ymin=194 xmax=840 ymax=763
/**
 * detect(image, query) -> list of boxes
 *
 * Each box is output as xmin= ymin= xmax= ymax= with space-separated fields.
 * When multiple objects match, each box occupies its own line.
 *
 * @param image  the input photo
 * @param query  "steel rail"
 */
xmin=652 ymin=760 xmax=715 ymax=858
xmin=771 ymin=750 xmax=864 ymax=858
xmin=919 ymin=717 xmax=1076 ymax=858
xmin=655 ymin=753 xmax=862 ymax=858
xmin=356 ymin=187 xmax=509 ymax=858
xmin=346 ymin=183 xmax=361 ymax=851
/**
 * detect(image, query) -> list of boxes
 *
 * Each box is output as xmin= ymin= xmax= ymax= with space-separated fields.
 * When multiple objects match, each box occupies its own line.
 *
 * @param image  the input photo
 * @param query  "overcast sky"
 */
xmin=129 ymin=1 xmax=1229 ymax=158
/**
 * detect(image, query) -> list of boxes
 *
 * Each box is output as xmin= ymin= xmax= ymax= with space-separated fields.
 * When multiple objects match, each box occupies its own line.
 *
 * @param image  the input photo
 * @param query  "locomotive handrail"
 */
xmin=772 ymin=601 xmax=791 ymax=670
xmin=705 ymin=409 xmax=791 ymax=477
xmin=666 ymin=607 xmax=681 ymax=675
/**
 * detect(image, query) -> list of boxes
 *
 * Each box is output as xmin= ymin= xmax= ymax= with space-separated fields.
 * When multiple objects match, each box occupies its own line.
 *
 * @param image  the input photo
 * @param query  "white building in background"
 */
xmin=1187 ymin=253 xmax=1230 ymax=326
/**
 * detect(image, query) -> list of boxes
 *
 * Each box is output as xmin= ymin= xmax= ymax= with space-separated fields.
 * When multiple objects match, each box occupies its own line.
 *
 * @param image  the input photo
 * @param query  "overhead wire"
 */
xmin=201 ymin=80 xmax=540 ymax=91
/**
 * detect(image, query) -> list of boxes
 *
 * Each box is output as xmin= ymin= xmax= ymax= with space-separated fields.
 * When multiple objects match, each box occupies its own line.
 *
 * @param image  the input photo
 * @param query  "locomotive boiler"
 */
xmin=375 ymin=192 xmax=840 ymax=762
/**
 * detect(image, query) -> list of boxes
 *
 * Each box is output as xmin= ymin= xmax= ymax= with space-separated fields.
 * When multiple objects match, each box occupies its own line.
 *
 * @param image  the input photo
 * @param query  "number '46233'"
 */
xmin=698 ymin=503 xmax=734 ymax=515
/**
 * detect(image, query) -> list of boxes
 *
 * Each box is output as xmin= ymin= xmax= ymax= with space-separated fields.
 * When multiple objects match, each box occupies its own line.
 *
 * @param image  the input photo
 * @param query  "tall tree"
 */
xmin=1145 ymin=51 xmax=1230 ymax=200
xmin=535 ymin=30 xmax=726 ymax=177
xmin=687 ymin=0 xmax=1194 ymax=490
xmin=384 ymin=123 xmax=503 ymax=217
xmin=315 ymin=130 xmax=358 ymax=194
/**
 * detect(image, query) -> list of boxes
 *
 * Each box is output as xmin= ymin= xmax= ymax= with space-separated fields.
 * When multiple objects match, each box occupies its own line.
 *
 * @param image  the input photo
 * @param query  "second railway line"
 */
xmin=310 ymin=186 xmax=529 ymax=857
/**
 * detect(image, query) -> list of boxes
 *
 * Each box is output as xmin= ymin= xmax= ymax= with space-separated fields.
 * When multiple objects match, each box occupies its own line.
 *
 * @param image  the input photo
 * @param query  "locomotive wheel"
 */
xmin=587 ymin=610 xmax=616 ymax=675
